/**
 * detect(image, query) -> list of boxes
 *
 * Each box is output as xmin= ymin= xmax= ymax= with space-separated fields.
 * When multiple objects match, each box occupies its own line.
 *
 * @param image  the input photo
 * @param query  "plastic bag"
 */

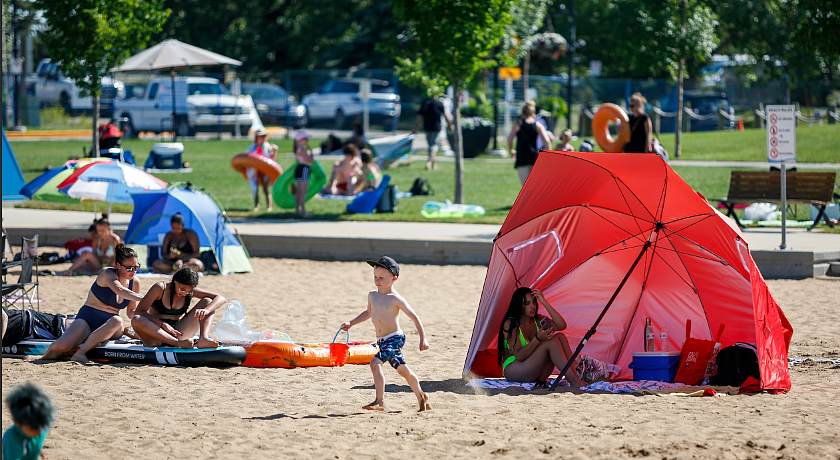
xmin=743 ymin=202 xmax=777 ymax=221
xmin=212 ymin=301 xmax=294 ymax=343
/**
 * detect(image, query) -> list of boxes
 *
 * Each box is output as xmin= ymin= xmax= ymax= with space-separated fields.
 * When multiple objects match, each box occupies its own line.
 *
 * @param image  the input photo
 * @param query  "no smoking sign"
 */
xmin=765 ymin=105 xmax=795 ymax=163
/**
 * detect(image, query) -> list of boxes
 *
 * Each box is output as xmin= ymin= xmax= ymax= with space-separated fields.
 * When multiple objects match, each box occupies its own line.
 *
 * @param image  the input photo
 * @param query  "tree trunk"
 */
xmin=674 ymin=0 xmax=686 ymax=159
xmin=453 ymin=83 xmax=464 ymax=204
xmin=523 ymin=52 xmax=530 ymax=102
xmin=92 ymin=94 xmax=100 ymax=157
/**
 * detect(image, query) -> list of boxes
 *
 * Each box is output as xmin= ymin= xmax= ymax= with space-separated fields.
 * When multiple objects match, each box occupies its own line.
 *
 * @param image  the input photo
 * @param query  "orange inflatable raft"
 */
xmin=231 ymin=153 xmax=283 ymax=184
xmin=592 ymin=103 xmax=631 ymax=153
xmin=219 ymin=340 xmax=378 ymax=368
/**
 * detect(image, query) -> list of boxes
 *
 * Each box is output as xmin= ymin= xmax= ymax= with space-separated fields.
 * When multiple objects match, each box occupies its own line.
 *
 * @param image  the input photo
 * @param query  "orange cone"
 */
xmin=737 ymin=120 xmax=744 ymax=131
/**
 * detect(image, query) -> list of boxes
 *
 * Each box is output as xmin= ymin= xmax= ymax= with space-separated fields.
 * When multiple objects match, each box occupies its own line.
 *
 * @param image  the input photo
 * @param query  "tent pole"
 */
xmin=549 ymin=225 xmax=660 ymax=392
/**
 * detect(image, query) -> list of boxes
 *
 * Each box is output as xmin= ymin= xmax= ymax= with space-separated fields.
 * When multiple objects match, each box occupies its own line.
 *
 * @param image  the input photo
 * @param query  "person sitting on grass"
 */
xmin=40 ymin=244 xmax=144 ymax=364
xmin=131 ymin=267 xmax=224 ymax=349
xmin=152 ymin=213 xmax=204 ymax=274
xmin=497 ymin=287 xmax=587 ymax=388
xmin=3 ymin=381 xmax=55 ymax=460
xmin=358 ymin=149 xmax=382 ymax=192
xmin=58 ymin=216 xmax=121 ymax=276
xmin=323 ymin=143 xmax=363 ymax=196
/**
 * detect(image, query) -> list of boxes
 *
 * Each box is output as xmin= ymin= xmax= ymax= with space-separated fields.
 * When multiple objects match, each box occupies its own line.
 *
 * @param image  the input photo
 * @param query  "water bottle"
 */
xmin=644 ymin=318 xmax=655 ymax=352
xmin=659 ymin=327 xmax=669 ymax=352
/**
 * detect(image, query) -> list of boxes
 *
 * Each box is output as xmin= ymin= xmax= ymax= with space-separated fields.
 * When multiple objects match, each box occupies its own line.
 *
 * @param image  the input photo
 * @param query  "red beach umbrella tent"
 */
xmin=463 ymin=151 xmax=792 ymax=391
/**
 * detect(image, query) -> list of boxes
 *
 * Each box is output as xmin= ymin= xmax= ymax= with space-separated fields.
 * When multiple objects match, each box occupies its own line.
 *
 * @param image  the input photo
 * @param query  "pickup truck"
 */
xmin=25 ymin=58 xmax=124 ymax=116
xmin=113 ymin=77 xmax=257 ymax=137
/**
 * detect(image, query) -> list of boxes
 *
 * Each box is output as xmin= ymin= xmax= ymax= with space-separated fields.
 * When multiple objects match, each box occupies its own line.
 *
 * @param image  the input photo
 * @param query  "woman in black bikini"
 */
xmin=42 ymin=244 xmax=143 ymax=363
xmin=131 ymin=267 xmax=225 ymax=349
xmin=152 ymin=214 xmax=204 ymax=274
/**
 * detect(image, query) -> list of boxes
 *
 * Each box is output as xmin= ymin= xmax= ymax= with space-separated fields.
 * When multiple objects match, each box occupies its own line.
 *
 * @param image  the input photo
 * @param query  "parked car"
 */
xmin=113 ymin=77 xmax=255 ymax=137
xmin=241 ymin=83 xmax=307 ymax=128
xmin=302 ymin=78 xmax=400 ymax=129
xmin=25 ymin=58 xmax=124 ymax=117
xmin=657 ymin=91 xmax=731 ymax=132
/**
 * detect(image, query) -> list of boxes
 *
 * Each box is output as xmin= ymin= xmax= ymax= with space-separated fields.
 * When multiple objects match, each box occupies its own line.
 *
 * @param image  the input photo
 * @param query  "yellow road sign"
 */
xmin=499 ymin=67 xmax=522 ymax=80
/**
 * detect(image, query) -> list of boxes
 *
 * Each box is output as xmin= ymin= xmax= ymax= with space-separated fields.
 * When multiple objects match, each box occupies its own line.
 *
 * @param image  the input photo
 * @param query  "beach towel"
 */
xmin=466 ymin=378 xmax=570 ymax=391
xmin=788 ymin=357 xmax=840 ymax=365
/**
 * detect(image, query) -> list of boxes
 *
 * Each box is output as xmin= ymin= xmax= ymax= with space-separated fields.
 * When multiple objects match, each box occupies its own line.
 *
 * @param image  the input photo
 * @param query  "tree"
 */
xmin=499 ymin=0 xmax=551 ymax=98
xmin=34 ymin=0 xmax=169 ymax=153
xmin=390 ymin=0 xmax=512 ymax=204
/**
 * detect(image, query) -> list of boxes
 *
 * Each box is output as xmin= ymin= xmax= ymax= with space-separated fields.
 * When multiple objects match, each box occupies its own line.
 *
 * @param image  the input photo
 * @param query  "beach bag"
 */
xmin=376 ymin=185 xmax=397 ymax=213
xmin=708 ymin=343 xmax=760 ymax=387
xmin=674 ymin=320 xmax=725 ymax=385
xmin=198 ymin=250 xmax=219 ymax=273
xmin=329 ymin=329 xmax=350 ymax=366
xmin=410 ymin=177 xmax=433 ymax=196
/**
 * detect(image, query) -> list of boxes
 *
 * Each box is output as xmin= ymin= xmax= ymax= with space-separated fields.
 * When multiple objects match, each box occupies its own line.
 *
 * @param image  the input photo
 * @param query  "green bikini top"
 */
xmin=502 ymin=316 xmax=540 ymax=350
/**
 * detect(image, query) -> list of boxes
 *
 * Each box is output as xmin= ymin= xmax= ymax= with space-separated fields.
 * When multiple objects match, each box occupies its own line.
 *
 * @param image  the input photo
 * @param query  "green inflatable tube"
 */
xmin=272 ymin=161 xmax=327 ymax=209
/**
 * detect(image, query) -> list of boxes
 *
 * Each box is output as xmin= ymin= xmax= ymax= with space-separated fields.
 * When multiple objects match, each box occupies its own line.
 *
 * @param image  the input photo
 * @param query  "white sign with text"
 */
xmin=766 ymin=105 xmax=796 ymax=163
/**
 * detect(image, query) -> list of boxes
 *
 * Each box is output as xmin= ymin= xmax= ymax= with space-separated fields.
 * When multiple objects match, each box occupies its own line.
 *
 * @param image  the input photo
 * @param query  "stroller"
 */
xmin=86 ymin=118 xmax=135 ymax=165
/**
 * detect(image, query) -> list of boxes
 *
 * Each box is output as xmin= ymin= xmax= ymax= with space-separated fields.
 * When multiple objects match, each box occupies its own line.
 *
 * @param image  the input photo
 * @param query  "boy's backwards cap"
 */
xmin=367 ymin=256 xmax=399 ymax=277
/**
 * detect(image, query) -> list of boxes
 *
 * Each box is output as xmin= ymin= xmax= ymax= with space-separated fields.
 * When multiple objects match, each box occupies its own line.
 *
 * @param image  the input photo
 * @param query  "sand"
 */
xmin=3 ymin=253 xmax=840 ymax=459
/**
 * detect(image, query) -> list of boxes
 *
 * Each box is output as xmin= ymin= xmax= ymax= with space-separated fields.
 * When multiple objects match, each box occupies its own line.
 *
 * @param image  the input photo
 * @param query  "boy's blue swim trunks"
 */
xmin=374 ymin=333 xmax=406 ymax=369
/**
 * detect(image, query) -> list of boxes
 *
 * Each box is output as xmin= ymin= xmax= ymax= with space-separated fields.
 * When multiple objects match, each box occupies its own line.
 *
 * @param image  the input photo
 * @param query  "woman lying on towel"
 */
xmin=497 ymin=287 xmax=588 ymax=388
xmin=41 ymin=244 xmax=144 ymax=363
xmin=130 ymin=267 xmax=225 ymax=349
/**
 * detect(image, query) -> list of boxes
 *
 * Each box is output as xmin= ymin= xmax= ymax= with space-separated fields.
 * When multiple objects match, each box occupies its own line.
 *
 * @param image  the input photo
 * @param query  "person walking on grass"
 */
xmin=341 ymin=256 xmax=432 ymax=412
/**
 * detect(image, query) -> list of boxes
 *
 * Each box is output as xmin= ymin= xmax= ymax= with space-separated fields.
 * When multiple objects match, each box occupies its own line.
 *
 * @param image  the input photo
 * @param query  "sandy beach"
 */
xmin=3 ymin=252 xmax=839 ymax=459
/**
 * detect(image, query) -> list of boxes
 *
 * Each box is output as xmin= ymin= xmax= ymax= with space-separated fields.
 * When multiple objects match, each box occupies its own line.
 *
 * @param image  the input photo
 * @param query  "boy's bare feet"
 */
xmin=70 ymin=351 xmax=90 ymax=364
xmin=363 ymin=401 xmax=384 ymax=411
xmin=195 ymin=337 xmax=218 ymax=349
xmin=418 ymin=392 xmax=432 ymax=412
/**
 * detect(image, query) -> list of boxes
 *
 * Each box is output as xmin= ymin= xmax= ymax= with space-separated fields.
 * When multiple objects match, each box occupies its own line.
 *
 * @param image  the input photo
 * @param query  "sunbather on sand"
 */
xmin=130 ymin=267 xmax=224 ymax=349
xmin=497 ymin=287 xmax=587 ymax=387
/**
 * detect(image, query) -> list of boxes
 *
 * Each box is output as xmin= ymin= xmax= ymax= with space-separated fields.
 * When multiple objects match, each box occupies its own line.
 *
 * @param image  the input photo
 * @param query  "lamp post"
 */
xmin=566 ymin=0 xmax=575 ymax=131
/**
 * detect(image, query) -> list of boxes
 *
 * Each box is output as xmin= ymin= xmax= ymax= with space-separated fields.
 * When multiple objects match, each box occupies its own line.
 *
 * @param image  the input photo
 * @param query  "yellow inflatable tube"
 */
xmin=231 ymin=153 xmax=283 ymax=184
xmin=592 ymin=103 xmax=631 ymax=153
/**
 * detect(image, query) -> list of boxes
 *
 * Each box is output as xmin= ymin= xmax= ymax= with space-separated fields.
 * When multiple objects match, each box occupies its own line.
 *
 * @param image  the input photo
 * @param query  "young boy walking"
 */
xmin=3 ymin=381 xmax=55 ymax=460
xmin=341 ymin=256 xmax=432 ymax=412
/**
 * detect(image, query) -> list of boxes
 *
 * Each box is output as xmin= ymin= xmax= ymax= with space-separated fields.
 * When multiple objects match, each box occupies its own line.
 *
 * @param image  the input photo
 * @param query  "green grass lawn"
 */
xmin=9 ymin=124 xmax=839 ymax=227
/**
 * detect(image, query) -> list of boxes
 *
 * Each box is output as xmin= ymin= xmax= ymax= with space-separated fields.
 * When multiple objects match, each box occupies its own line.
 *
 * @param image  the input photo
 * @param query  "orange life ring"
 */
xmin=592 ymin=103 xmax=631 ymax=153
xmin=219 ymin=340 xmax=378 ymax=368
xmin=231 ymin=153 xmax=283 ymax=184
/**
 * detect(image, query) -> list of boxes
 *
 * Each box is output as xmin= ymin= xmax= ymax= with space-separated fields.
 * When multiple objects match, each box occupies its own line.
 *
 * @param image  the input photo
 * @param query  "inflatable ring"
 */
xmin=231 ymin=153 xmax=283 ymax=184
xmin=272 ymin=161 xmax=328 ymax=209
xmin=219 ymin=340 xmax=378 ymax=368
xmin=592 ymin=103 xmax=631 ymax=153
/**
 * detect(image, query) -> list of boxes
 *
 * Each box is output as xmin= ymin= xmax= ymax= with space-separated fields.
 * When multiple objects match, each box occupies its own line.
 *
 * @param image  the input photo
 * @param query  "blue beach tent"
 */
xmin=2 ymin=127 xmax=26 ymax=201
xmin=125 ymin=185 xmax=253 ymax=275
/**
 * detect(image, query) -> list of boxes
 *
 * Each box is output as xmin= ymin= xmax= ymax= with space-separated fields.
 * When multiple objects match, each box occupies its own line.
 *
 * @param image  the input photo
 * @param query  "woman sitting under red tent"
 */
xmin=497 ymin=287 xmax=588 ymax=388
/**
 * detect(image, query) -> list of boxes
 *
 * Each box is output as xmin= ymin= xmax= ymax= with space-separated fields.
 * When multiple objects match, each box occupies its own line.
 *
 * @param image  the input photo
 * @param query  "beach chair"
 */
xmin=2 ymin=235 xmax=40 ymax=311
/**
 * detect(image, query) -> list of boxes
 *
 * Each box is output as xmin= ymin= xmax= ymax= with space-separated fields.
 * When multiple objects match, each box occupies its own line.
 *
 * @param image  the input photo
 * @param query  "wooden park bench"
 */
xmin=715 ymin=170 xmax=837 ymax=231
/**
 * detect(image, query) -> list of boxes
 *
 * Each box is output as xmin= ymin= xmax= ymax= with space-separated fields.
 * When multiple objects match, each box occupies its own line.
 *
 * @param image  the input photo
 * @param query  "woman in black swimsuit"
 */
xmin=152 ymin=214 xmax=204 ymax=274
xmin=131 ymin=268 xmax=225 ymax=349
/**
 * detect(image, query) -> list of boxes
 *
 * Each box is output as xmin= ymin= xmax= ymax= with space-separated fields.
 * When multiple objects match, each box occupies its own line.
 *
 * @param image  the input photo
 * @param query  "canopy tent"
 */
xmin=464 ymin=151 xmax=792 ymax=391
xmin=125 ymin=185 xmax=253 ymax=275
xmin=2 ymin=127 xmax=26 ymax=200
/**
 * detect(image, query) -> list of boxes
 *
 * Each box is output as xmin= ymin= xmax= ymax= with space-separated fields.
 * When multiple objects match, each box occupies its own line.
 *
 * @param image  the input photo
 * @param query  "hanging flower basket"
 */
xmin=531 ymin=33 xmax=567 ymax=60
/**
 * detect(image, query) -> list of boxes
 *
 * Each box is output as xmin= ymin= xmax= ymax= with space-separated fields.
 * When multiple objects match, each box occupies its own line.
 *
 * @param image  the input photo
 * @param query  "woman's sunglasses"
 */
xmin=122 ymin=265 xmax=140 ymax=272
